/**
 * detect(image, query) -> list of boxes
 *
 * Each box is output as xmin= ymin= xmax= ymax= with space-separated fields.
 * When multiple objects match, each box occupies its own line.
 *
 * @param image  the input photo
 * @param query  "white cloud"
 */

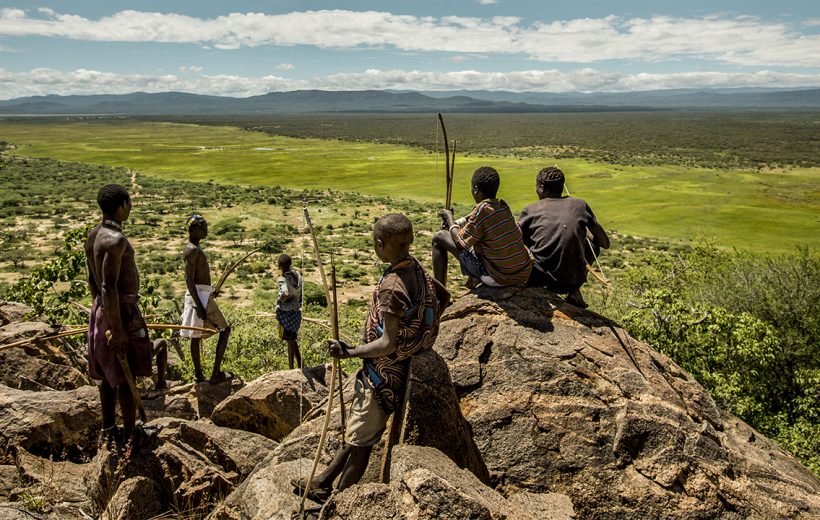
xmin=477 ymin=0 xmax=498 ymax=4
xmin=450 ymin=54 xmax=489 ymax=63
xmin=0 ymin=44 xmax=18 ymax=52
xmin=276 ymin=63 xmax=295 ymax=71
xmin=1 ymin=66 xmax=819 ymax=100
xmin=179 ymin=65 xmax=204 ymax=73
xmin=0 ymin=9 xmax=818 ymax=67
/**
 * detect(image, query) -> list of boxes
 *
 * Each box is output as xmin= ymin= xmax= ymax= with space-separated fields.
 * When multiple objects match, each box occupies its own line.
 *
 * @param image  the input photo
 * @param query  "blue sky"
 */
xmin=0 ymin=1 xmax=818 ymax=99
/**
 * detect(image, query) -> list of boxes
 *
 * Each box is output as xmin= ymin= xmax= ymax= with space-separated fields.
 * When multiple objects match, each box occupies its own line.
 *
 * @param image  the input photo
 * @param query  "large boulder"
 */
xmin=87 ymin=418 xmax=278 ymax=518
xmin=14 ymin=448 xmax=91 ymax=511
xmin=320 ymin=445 xmax=574 ymax=520
xmin=211 ymin=351 xmax=488 ymax=517
xmin=208 ymin=458 xmax=317 ymax=520
xmin=434 ymin=286 xmax=820 ymax=518
xmin=0 ymin=384 xmax=100 ymax=461
xmin=0 ymin=347 xmax=89 ymax=391
xmin=142 ymin=378 xmax=246 ymax=421
xmin=396 ymin=348 xmax=489 ymax=484
xmin=211 ymin=365 xmax=330 ymax=441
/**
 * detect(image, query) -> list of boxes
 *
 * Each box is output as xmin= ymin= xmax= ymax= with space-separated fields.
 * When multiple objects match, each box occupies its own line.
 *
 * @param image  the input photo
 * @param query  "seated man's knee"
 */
xmin=432 ymin=229 xmax=448 ymax=248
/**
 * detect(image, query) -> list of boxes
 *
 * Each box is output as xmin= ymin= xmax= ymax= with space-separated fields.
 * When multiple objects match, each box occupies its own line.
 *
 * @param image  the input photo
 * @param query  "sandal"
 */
xmin=209 ymin=371 xmax=235 ymax=384
xmin=290 ymin=477 xmax=332 ymax=504
xmin=565 ymin=289 xmax=589 ymax=309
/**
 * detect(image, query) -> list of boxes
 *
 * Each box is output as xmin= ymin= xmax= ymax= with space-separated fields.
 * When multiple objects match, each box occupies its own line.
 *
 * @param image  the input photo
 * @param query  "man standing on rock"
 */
xmin=179 ymin=215 xmax=232 ymax=384
xmin=518 ymin=166 xmax=610 ymax=308
xmin=86 ymin=184 xmax=153 ymax=445
xmin=293 ymin=213 xmax=450 ymax=502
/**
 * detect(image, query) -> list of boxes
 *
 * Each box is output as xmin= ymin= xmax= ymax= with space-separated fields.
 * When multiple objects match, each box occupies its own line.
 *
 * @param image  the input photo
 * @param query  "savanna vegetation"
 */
xmin=1 ymin=118 xmax=818 ymax=252
xmin=0 ymin=112 xmax=817 ymax=474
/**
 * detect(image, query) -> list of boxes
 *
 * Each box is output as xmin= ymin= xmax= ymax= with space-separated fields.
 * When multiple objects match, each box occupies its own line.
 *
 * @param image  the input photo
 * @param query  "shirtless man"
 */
xmin=86 ymin=184 xmax=152 ymax=444
xmin=179 ymin=215 xmax=231 ymax=384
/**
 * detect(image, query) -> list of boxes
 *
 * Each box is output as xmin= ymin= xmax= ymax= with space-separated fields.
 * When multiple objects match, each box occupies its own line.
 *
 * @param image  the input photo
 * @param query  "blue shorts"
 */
xmin=458 ymin=248 xmax=488 ymax=279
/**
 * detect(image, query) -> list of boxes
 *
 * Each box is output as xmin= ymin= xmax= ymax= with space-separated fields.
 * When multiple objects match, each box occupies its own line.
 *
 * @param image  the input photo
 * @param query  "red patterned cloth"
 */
xmin=87 ymin=296 xmax=153 ymax=388
xmin=362 ymin=256 xmax=447 ymax=413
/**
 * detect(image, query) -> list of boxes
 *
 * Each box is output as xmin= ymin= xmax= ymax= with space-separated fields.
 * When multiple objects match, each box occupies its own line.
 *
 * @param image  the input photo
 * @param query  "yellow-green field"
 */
xmin=2 ymin=120 xmax=818 ymax=252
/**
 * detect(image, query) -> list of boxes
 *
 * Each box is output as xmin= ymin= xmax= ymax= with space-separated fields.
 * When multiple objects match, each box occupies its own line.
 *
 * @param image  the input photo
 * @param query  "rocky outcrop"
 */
xmin=104 ymin=476 xmax=164 ymax=520
xmin=0 ymin=305 xmax=90 ymax=390
xmin=208 ymin=458 xmax=317 ymax=519
xmin=87 ymin=418 xmax=278 ymax=518
xmin=433 ymin=286 xmax=820 ymax=519
xmin=142 ymin=379 xmax=245 ymax=421
xmin=14 ymin=448 xmax=91 ymax=509
xmin=0 ymin=347 xmax=89 ymax=390
xmin=211 ymin=365 xmax=330 ymax=441
xmin=0 ymin=302 xmax=33 ymax=326
xmin=210 ymin=351 xmax=489 ymax=518
xmin=320 ymin=445 xmax=574 ymax=520
xmin=0 ymin=384 xmax=100 ymax=461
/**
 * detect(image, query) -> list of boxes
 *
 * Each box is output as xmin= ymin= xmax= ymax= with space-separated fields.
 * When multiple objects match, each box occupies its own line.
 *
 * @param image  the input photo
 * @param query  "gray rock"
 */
xmin=0 ymin=384 xmax=100 ymax=461
xmin=0 ymin=302 xmax=33 ymax=326
xmin=87 ymin=418 xmax=277 ymax=518
xmin=318 ymin=483 xmax=399 ymax=519
xmin=208 ymin=458 xmax=318 ymax=520
xmin=434 ymin=286 xmax=820 ymax=518
xmin=318 ymin=445 xmax=573 ymax=520
xmin=0 ymin=321 xmax=52 ymax=345
xmin=14 ymin=448 xmax=90 ymax=506
xmin=396 ymin=349 xmax=489 ymax=484
xmin=211 ymin=365 xmax=330 ymax=441
xmin=142 ymin=378 xmax=246 ymax=422
xmin=0 ymin=465 xmax=19 ymax=501
xmin=104 ymin=476 xmax=164 ymax=520
xmin=0 ymin=347 xmax=89 ymax=391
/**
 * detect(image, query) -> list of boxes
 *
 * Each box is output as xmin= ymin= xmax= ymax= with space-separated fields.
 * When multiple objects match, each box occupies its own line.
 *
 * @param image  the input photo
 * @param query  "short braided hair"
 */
xmin=471 ymin=166 xmax=500 ymax=198
xmin=537 ymin=166 xmax=565 ymax=194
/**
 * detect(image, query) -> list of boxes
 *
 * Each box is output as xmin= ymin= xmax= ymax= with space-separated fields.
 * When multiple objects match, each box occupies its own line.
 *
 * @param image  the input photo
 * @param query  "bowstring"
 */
xmin=564 ymin=183 xmax=608 ymax=283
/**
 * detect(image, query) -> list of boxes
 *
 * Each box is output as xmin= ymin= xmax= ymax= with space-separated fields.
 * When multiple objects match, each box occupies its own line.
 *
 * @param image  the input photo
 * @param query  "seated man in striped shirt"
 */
xmin=432 ymin=166 xmax=533 ymax=287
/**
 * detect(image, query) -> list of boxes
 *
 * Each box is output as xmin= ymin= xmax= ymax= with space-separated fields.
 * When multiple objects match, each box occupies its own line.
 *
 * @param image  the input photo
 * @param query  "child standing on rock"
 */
xmin=276 ymin=253 xmax=303 ymax=369
xmin=293 ymin=213 xmax=449 ymax=501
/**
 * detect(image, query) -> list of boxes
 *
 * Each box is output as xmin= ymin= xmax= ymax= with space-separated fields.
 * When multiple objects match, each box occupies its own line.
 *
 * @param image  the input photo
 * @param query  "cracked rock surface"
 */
xmin=434 ymin=286 xmax=820 ymax=519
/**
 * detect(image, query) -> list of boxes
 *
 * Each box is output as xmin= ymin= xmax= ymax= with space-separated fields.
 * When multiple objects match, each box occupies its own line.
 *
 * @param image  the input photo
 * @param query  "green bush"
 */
xmin=591 ymin=244 xmax=820 ymax=475
xmin=303 ymin=281 xmax=327 ymax=306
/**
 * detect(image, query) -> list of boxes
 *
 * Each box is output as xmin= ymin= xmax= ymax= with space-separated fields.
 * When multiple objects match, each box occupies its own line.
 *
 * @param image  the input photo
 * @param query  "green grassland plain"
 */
xmin=1 ymin=118 xmax=818 ymax=252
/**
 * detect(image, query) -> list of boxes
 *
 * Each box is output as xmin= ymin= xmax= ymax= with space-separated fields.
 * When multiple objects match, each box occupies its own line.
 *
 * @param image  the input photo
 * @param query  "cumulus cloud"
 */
xmin=179 ymin=65 xmax=204 ymax=72
xmin=0 ymin=8 xmax=818 ymax=67
xmin=2 ymin=67 xmax=819 ymax=100
xmin=276 ymin=63 xmax=295 ymax=71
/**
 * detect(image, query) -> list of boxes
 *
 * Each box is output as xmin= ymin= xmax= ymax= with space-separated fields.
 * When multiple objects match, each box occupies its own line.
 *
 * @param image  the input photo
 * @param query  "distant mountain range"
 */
xmin=0 ymin=87 xmax=818 ymax=115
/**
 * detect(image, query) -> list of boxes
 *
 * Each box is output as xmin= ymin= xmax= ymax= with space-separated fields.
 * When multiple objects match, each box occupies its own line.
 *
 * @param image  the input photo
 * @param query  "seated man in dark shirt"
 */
xmin=518 ymin=166 xmax=609 ymax=308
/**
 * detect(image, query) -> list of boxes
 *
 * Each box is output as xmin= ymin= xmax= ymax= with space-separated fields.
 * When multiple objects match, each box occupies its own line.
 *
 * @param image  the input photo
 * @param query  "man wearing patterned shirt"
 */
xmin=432 ymin=166 xmax=532 ymax=287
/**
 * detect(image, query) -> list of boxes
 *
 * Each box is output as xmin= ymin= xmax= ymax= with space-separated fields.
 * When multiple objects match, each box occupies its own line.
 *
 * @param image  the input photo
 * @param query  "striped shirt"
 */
xmin=457 ymin=198 xmax=533 ymax=286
